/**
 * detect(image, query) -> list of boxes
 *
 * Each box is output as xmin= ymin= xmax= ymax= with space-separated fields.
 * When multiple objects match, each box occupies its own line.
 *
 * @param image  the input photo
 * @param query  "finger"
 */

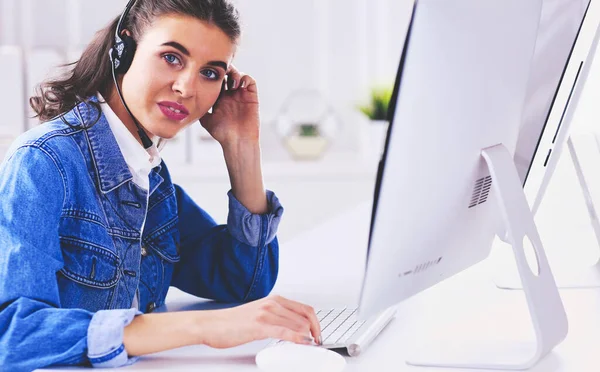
xmin=227 ymin=66 xmax=243 ymax=90
xmin=238 ymin=75 xmax=258 ymax=95
xmin=227 ymin=63 xmax=240 ymax=77
xmin=268 ymin=325 xmax=313 ymax=345
xmin=239 ymin=75 xmax=256 ymax=90
xmin=226 ymin=73 xmax=234 ymax=90
xmin=269 ymin=302 xmax=311 ymax=334
xmin=222 ymin=76 xmax=229 ymax=92
xmin=245 ymin=78 xmax=258 ymax=94
xmin=256 ymin=310 xmax=312 ymax=343
xmin=274 ymin=296 xmax=321 ymax=344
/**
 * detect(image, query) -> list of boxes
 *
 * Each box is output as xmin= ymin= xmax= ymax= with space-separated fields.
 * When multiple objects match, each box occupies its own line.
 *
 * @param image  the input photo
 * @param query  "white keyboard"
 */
xmin=267 ymin=306 xmax=397 ymax=357
xmin=318 ymin=307 xmax=366 ymax=346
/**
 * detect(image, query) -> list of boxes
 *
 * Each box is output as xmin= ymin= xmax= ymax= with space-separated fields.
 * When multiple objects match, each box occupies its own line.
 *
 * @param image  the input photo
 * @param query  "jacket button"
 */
xmin=147 ymin=302 xmax=156 ymax=313
xmin=141 ymin=246 xmax=148 ymax=256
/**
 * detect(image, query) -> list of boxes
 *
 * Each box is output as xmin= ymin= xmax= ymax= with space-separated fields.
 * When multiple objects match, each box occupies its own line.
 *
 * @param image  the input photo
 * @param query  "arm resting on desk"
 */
xmin=171 ymin=185 xmax=283 ymax=302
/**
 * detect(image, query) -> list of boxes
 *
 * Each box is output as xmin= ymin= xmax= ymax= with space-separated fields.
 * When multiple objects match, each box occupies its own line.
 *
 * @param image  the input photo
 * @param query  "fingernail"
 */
xmin=241 ymin=80 xmax=246 ymax=88
xmin=318 ymin=336 xmax=323 ymax=345
xmin=232 ymin=80 xmax=236 ymax=89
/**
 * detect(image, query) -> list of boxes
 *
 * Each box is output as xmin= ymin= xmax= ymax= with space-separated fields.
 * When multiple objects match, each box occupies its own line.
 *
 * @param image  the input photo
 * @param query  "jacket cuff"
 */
xmin=87 ymin=308 xmax=142 ymax=368
xmin=226 ymin=189 xmax=284 ymax=246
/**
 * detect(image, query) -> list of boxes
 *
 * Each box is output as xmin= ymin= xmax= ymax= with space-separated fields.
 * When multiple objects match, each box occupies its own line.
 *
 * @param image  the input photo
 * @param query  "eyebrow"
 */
xmin=161 ymin=41 xmax=228 ymax=71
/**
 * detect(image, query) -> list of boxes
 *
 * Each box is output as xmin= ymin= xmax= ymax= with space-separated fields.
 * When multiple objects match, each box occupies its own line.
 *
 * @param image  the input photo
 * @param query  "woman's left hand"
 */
xmin=200 ymin=65 xmax=260 ymax=146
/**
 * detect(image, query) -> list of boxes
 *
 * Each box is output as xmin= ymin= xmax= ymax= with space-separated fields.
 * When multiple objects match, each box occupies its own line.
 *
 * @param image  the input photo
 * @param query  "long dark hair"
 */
xmin=29 ymin=0 xmax=241 ymax=126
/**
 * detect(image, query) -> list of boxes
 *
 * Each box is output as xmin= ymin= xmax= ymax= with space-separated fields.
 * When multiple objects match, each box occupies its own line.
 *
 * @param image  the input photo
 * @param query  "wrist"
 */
xmin=123 ymin=311 xmax=209 ymax=356
xmin=221 ymin=137 xmax=260 ymax=155
xmin=189 ymin=310 xmax=211 ymax=345
xmin=221 ymin=139 xmax=263 ymax=178
xmin=220 ymin=136 xmax=268 ymax=214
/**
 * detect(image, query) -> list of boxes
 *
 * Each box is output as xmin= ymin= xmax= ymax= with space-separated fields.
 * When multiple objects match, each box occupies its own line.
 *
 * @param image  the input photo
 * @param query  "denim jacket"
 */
xmin=0 ymin=97 xmax=283 ymax=371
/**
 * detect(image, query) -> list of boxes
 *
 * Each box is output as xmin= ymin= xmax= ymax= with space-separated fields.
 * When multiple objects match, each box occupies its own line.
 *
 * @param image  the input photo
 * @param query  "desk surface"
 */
xmin=43 ymin=201 xmax=600 ymax=371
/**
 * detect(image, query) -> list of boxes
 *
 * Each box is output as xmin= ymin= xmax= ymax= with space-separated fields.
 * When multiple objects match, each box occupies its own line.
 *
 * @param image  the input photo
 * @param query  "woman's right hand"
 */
xmin=197 ymin=295 xmax=322 ymax=349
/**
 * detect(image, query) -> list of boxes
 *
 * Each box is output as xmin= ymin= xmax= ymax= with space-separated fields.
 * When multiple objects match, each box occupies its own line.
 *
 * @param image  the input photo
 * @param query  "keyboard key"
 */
xmin=316 ymin=309 xmax=333 ymax=322
xmin=320 ymin=308 xmax=345 ymax=332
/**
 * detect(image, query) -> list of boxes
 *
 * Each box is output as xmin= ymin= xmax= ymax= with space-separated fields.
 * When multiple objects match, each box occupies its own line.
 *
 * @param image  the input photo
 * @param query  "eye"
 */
xmin=163 ymin=53 xmax=181 ymax=65
xmin=201 ymin=69 xmax=219 ymax=80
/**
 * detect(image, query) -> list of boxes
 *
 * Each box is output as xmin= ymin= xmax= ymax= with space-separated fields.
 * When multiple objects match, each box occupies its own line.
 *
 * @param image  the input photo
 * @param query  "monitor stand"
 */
xmin=496 ymin=132 xmax=600 ymax=290
xmin=407 ymin=144 xmax=568 ymax=370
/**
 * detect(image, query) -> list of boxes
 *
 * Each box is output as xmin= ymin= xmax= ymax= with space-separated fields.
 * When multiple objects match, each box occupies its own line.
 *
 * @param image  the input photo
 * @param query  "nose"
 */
xmin=172 ymin=70 xmax=196 ymax=99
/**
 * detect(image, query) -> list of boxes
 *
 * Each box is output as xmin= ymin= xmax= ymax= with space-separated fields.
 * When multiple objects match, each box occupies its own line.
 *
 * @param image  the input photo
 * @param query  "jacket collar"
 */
xmin=66 ymin=96 xmax=163 ymax=194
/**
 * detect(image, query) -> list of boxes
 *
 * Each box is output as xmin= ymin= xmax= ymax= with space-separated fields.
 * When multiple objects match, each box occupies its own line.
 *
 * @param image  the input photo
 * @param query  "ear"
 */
xmin=120 ymin=29 xmax=133 ymax=38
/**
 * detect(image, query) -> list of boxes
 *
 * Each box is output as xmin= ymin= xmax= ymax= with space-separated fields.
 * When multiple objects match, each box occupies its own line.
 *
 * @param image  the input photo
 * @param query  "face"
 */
xmin=119 ymin=14 xmax=236 ymax=139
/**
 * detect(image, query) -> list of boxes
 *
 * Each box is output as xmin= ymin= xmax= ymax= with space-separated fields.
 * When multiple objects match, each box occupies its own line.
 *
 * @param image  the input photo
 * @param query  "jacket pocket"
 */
xmin=59 ymin=237 xmax=120 ymax=288
xmin=57 ymin=235 xmax=120 ymax=312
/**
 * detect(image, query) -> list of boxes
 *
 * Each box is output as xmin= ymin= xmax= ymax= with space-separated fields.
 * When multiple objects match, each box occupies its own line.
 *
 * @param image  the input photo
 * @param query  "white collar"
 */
xmin=97 ymin=93 xmax=162 ymax=190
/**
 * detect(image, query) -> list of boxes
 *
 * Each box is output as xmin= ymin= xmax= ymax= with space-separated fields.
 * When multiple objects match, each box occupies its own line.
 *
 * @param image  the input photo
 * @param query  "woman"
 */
xmin=0 ymin=0 xmax=321 ymax=370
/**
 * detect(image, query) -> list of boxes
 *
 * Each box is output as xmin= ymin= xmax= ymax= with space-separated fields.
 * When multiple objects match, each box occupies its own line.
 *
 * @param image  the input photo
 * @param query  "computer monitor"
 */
xmin=496 ymin=0 xmax=600 ymax=289
xmin=357 ymin=0 xmax=567 ymax=369
xmin=515 ymin=0 xmax=591 ymax=194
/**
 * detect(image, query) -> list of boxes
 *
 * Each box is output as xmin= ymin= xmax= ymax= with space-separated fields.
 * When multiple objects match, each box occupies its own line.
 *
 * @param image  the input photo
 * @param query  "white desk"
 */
xmin=42 ymin=201 xmax=600 ymax=371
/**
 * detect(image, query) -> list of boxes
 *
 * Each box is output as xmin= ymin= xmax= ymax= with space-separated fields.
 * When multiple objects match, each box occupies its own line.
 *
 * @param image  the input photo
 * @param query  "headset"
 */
xmin=108 ymin=0 xmax=154 ymax=149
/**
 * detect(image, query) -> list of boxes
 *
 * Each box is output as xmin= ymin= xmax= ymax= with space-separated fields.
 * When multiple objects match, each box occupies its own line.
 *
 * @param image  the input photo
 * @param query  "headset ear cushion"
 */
xmin=114 ymin=35 xmax=137 ymax=74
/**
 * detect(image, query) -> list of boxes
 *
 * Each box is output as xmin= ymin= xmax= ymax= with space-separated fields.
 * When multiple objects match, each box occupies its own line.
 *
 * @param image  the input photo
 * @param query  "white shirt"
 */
xmin=98 ymin=93 xmax=162 ymax=310
xmin=97 ymin=93 xmax=162 ymax=191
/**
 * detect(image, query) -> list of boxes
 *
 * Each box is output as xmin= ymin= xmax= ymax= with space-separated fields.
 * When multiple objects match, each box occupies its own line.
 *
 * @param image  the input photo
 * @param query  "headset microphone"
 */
xmin=108 ymin=0 xmax=154 ymax=149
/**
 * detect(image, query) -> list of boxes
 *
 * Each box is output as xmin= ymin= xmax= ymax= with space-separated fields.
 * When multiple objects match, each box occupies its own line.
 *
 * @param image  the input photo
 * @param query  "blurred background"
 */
xmin=0 ymin=0 xmax=413 ymax=241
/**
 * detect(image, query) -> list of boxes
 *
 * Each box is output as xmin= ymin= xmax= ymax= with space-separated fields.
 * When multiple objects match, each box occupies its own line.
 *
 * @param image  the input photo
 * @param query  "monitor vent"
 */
xmin=399 ymin=256 xmax=443 ymax=277
xmin=468 ymin=176 xmax=492 ymax=208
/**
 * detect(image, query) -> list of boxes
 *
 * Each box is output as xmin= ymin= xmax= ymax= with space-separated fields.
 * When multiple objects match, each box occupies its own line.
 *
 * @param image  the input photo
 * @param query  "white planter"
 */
xmin=284 ymin=135 xmax=329 ymax=160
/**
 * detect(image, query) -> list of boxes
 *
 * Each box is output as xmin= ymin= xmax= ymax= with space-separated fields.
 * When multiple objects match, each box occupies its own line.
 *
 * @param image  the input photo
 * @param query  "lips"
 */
xmin=157 ymin=101 xmax=190 ymax=121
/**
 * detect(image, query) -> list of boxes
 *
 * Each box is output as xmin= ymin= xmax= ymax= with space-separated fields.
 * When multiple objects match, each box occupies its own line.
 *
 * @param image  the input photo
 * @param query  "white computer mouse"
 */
xmin=256 ymin=343 xmax=347 ymax=372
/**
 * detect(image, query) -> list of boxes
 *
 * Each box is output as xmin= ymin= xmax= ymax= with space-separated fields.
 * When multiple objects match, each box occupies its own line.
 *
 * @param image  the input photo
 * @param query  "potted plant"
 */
xmin=284 ymin=122 xmax=329 ymax=160
xmin=358 ymin=86 xmax=392 ymax=123
xmin=358 ymin=86 xmax=393 ymax=159
xmin=273 ymin=90 xmax=339 ymax=161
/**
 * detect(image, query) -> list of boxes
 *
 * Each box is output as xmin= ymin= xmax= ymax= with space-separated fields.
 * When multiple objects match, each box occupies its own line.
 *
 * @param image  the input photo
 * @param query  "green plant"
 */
xmin=298 ymin=123 xmax=320 ymax=137
xmin=358 ymin=86 xmax=393 ymax=121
